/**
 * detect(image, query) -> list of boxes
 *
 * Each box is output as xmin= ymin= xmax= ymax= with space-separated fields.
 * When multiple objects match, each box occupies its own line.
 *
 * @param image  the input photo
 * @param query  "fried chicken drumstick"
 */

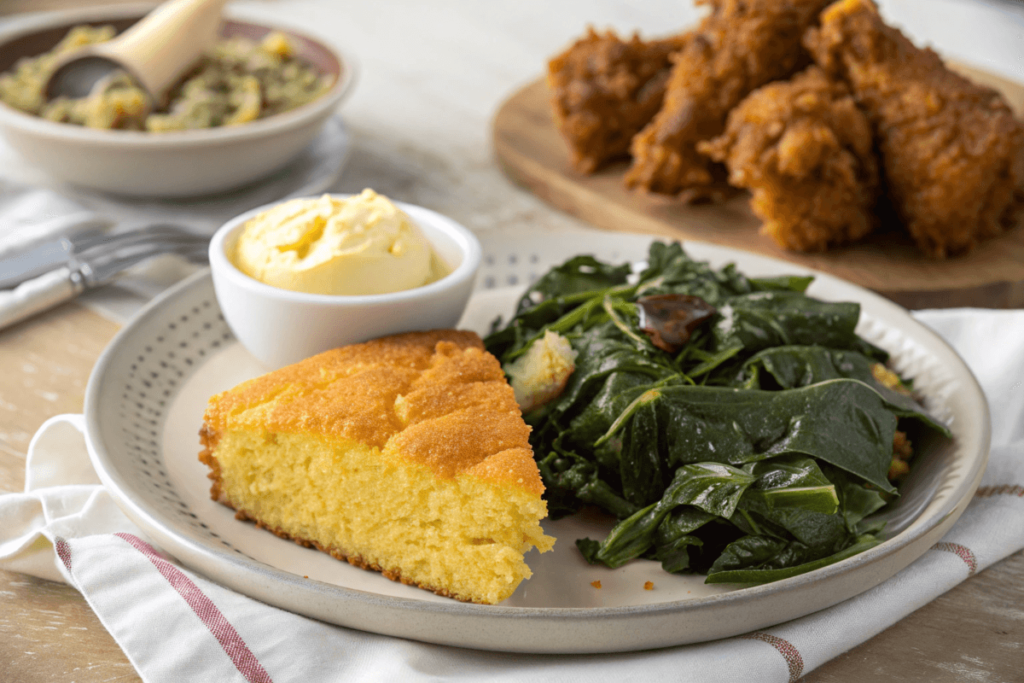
xmin=547 ymin=29 xmax=688 ymax=174
xmin=625 ymin=0 xmax=832 ymax=201
xmin=806 ymin=0 xmax=1024 ymax=257
xmin=699 ymin=67 xmax=879 ymax=252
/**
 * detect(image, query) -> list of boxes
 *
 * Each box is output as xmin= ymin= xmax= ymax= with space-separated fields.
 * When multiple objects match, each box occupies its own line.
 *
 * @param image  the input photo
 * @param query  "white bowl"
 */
xmin=209 ymin=195 xmax=483 ymax=368
xmin=0 ymin=6 xmax=356 ymax=197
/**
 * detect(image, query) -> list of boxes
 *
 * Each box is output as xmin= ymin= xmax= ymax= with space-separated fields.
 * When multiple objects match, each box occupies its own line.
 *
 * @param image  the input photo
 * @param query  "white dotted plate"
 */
xmin=84 ymin=232 xmax=989 ymax=653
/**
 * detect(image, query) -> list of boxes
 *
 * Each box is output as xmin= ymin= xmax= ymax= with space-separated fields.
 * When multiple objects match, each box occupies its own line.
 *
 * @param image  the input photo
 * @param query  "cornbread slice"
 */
xmin=199 ymin=330 xmax=555 ymax=604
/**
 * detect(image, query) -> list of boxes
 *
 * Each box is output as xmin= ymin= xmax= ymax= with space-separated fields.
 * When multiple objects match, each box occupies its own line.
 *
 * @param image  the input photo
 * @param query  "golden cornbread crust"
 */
xmin=202 ymin=329 xmax=542 ymax=494
xmin=198 ymin=424 xmax=223 ymax=502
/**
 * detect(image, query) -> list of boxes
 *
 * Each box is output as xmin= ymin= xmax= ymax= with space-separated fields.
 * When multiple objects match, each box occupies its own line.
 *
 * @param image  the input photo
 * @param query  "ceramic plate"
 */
xmin=84 ymin=232 xmax=989 ymax=654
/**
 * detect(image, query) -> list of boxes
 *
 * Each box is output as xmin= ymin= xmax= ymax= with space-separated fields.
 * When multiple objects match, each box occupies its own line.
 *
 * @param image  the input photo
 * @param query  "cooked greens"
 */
xmin=484 ymin=242 xmax=950 ymax=585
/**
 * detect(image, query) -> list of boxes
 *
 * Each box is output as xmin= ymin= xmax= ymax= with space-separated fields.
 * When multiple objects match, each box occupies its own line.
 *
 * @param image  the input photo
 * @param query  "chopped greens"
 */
xmin=484 ymin=242 xmax=950 ymax=586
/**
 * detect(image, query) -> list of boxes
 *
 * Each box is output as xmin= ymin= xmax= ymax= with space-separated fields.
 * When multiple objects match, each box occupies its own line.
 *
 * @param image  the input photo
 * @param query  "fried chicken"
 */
xmin=624 ymin=0 xmax=832 ymax=201
xmin=806 ymin=0 xmax=1024 ymax=257
xmin=699 ymin=67 xmax=879 ymax=252
xmin=547 ymin=28 xmax=688 ymax=174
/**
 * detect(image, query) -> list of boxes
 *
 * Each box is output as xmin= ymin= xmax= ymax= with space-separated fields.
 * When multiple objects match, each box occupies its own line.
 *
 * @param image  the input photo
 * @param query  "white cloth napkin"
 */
xmin=1 ymin=308 xmax=1023 ymax=683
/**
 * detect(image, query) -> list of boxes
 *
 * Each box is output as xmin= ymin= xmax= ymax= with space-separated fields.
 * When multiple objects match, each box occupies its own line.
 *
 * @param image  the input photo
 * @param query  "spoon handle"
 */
xmin=92 ymin=0 xmax=230 ymax=102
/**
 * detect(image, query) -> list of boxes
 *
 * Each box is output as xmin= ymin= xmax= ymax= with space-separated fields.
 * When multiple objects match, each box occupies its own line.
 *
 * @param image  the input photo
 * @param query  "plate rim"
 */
xmin=83 ymin=235 xmax=991 ymax=648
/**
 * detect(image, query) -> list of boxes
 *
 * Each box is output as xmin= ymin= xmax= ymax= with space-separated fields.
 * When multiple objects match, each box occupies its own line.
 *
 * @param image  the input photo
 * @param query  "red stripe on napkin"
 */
xmin=55 ymin=537 xmax=72 ymax=571
xmin=931 ymin=541 xmax=977 ymax=576
xmin=114 ymin=533 xmax=273 ymax=683
xmin=740 ymin=631 xmax=804 ymax=682
xmin=975 ymin=484 xmax=1024 ymax=498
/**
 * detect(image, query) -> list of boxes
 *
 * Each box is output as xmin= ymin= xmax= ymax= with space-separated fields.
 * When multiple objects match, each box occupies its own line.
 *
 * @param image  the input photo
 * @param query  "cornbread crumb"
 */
xmin=591 ymin=580 xmax=603 ymax=589
xmin=504 ymin=330 xmax=578 ymax=413
xmin=889 ymin=429 xmax=914 ymax=481
xmin=200 ymin=330 xmax=554 ymax=604
xmin=644 ymin=581 xmax=654 ymax=590
xmin=872 ymin=363 xmax=912 ymax=395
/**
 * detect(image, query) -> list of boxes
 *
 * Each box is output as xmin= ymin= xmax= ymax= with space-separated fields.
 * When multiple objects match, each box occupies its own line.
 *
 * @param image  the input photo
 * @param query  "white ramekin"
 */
xmin=208 ymin=195 xmax=482 ymax=368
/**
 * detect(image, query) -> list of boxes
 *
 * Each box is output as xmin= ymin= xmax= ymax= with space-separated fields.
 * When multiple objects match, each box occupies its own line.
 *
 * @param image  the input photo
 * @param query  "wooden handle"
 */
xmin=91 ymin=0 xmax=230 ymax=101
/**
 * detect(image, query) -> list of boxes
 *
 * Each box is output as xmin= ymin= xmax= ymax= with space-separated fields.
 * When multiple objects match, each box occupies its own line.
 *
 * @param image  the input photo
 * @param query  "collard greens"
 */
xmin=485 ymin=242 xmax=950 ymax=585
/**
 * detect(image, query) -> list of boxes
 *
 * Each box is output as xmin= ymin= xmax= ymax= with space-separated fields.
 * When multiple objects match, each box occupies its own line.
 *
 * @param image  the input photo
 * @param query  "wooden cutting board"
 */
xmin=493 ymin=64 xmax=1024 ymax=309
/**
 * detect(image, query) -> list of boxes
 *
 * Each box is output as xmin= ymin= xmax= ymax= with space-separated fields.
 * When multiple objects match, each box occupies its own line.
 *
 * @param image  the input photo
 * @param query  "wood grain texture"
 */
xmin=0 ymin=302 xmax=119 ymax=456
xmin=492 ymin=66 xmax=1024 ymax=310
xmin=0 ymin=570 xmax=141 ymax=683
xmin=806 ymin=549 xmax=1024 ymax=682
xmin=2 ymin=0 xmax=1021 ymax=678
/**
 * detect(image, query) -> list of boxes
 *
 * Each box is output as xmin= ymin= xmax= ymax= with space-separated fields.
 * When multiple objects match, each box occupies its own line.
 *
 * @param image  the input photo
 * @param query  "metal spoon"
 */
xmin=45 ymin=0 xmax=229 ymax=105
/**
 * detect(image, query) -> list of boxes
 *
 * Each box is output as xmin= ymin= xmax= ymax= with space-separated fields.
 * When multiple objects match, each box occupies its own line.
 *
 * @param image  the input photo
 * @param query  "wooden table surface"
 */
xmin=3 ymin=0 xmax=1024 ymax=680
